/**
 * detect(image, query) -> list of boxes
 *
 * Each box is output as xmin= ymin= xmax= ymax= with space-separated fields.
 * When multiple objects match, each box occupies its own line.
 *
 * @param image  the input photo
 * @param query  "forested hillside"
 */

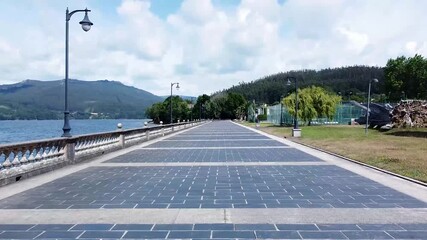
xmin=221 ymin=66 xmax=384 ymax=104
xmin=0 ymin=79 xmax=162 ymax=120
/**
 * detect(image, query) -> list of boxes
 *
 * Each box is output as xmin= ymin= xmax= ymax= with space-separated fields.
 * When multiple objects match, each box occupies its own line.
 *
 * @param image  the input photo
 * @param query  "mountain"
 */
xmin=218 ymin=66 xmax=385 ymax=104
xmin=0 ymin=79 xmax=163 ymax=120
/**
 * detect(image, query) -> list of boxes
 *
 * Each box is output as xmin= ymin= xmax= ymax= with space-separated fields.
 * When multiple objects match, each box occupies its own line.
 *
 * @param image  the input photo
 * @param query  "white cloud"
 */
xmin=1 ymin=0 xmax=427 ymax=96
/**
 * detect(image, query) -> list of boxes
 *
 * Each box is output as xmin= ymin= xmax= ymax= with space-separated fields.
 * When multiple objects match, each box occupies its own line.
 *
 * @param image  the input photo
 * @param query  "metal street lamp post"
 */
xmin=170 ymin=82 xmax=180 ymax=124
xmin=365 ymin=78 xmax=379 ymax=135
xmin=62 ymin=8 xmax=93 ymax=137
xmin=280 ymin=96 xmax=283 ymax=126
xmin=287 ymin=77 xmax=301 ymax=137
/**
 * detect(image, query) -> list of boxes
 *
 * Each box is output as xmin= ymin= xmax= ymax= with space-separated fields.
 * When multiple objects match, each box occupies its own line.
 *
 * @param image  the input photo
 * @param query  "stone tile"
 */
xmin=36 ymin=231 xmax=83 ymax=239
xmin=0 ymin=224 xmax=35 ymax=231
xmin=153 ymin=224 xmax=193 ymax=230
xmin=2 ymin=165 xmax=425 ymax=209
xmin=108 ymin=148 xmax=320 ymax=163
xmin=299 ymin=231 xmax=347 ymax=239
xmin=112 ymin=224 xmax=154 ymax=231
xmin=212 ymin=230 xmax=256 ymax=239
xmin=398 ymin=223 xmax=427 ymax=230
xmin=386 ymin=230 xmax=427 ymax=239
xmin=357 ymin=224 xmax=404 ymax=231
xmin=0 ymin=231 xmax=43 ymax=239
xmin=123 ymin=231 xmax=168 ymax=239
xmin=70 ymin=224 xmax=113 ymax=231
xmin=167 ymin=231 xmax=211 ymax=239
xmin=276 ymin=224 xmax=318 ymax=231
xmin=194 ymin=224 xmax=234 ymax=230
xmin=342 ymin=230 xmax=393 ymax=239
xmin=235 ymin=224 xmax=276 ymax=230
xmin=31 ymin=224 xmax=74 ymax=231
xmin=256 ymin=230 xmax=301 ymax=239
xmin=317 ymin=224 xmax=360 ymax=230
xmin=79 ymin=230 xmax=125 ymax=239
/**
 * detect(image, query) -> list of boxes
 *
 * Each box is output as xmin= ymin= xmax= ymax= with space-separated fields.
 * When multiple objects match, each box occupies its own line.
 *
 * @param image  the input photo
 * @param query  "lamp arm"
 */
xmin=66 ymin=9 xmax=91 ymax=21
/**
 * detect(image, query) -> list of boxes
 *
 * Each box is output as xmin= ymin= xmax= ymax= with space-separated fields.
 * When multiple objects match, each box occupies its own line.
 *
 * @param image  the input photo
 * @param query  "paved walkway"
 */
xmin=0 ymin=121 xmax=426 ymax=239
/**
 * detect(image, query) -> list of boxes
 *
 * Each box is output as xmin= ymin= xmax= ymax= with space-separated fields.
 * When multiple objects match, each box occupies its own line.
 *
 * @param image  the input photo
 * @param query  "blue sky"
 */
xmin=0 ymin=0 xmax=426 ymax=96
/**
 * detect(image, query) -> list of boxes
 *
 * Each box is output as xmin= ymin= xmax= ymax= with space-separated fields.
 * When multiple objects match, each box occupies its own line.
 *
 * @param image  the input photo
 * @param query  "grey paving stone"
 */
xmin=299 ymin=231 xmax=347 ymax=239
xmin=70 ymin=224 xmax=113 ymax=231
xmin=108 ymin=148 xmax=319 ymax=163
xmin=212 ymin=230 xmax=256 ymax=239
xmin=386 ymin=230 xmax=427 ymax=239
xmin=79 ymin=230 xmax=125 ymax=239
xmin=36 ymin=231 xmax=83 ymax=239
xmin=255 ymin=230 xmax=301 ymax=239
xmin=145 ymin=139 xmax=285 ymax=148
xmin=398 ymin=223 xmax=427 ymax=230
xmin=123 ymin=231 xmax=168 ymax=239
xmin=276 ymin=224 xmax=319 ymax=231
xmin=194 ymin=224 xmax=234 ymax=230
xmin=317 ymin=224 xmax=360 ymax=230
xmin=235 ymin=224 xmax=276 ymax=230
xmin=31 ymin=224 xmax=74 ymax=231
xmin=342 ymin=230 xmax=393 ymax=239
xmin=0 ymin=231 xmax=43 ymax=239
xmin=167 ymin=230 xmax=211 ymax=239
xmin=357 ymin=224 xmax=404 ymax=231
xmin=112 ymin=224 xmax=153 ymax=231
xmin=0 ymin=224 xmax=35 ymax=231
xmin=2 ymin=165 xmax=426 ymax=209
xmin=153 ymin=224 xmax=193 ymax=230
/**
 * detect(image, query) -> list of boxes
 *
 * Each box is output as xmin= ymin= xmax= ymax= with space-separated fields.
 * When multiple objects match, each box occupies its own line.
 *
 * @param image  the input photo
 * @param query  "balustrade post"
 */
xmin=160 ymin=121 xmax=164 ymax=136
xmin=64 ymin=140 xmax=75 ymax=163
xmin=117 ymin=123 xmax=125 ymax=148
xmin=146 ymin=130 xmax=150 ymax=140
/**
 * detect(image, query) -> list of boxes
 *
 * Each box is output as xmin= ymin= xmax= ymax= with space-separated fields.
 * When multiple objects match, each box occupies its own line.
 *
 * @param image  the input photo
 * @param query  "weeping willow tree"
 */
xmin=282 ymin=86 xmax=341 ymax=125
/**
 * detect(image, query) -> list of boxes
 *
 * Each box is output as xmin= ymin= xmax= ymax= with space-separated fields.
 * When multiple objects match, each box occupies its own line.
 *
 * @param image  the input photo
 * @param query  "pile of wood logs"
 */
xmin=391 ymin=100 xmax=427 ymax=128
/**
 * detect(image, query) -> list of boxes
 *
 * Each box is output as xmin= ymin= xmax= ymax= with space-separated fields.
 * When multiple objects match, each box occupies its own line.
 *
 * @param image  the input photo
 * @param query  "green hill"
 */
xmin=0 ymin=79 xmax=163 ymax=120
xmin=220 ymin=66 xmax=385 ymax=104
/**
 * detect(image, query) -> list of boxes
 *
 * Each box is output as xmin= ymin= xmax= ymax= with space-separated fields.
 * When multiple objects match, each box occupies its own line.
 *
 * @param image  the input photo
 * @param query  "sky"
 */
xmin=0 ymin=0 xmax=426 ymax=96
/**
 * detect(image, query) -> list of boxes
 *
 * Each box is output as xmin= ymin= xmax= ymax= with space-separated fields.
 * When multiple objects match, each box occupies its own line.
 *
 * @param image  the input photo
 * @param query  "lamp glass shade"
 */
xmin=81 ymin=23 xmax=91 ymax=32
xmin=79 ymin=12 xmax=93 ymax=32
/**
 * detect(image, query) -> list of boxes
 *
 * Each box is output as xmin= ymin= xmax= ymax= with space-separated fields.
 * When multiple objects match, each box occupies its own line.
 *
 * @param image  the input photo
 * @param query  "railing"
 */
xmin=0 ymin=120 xmax=205 ymax=186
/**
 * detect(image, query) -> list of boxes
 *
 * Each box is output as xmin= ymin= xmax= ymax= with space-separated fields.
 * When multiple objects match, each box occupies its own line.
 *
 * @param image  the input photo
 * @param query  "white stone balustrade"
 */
xmin=0 ymin=120 xmax=206 ymax=186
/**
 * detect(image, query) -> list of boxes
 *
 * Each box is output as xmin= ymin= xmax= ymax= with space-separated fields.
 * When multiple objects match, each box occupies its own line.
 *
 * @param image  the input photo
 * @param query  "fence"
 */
xmin=267 ymin=102 xmax=365 ymax=126
xmin=0 ymin=120 xmax=206 ymax=186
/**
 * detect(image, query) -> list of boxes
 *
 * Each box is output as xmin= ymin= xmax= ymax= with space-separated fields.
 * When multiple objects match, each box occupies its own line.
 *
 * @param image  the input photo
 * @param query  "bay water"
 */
xmin=0 ymin=119 xmax=151 ymax=144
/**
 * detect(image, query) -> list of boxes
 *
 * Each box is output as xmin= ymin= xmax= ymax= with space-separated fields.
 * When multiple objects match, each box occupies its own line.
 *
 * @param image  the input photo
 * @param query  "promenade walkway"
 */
xmin=0 ymin=121 xmax=426 ymax=239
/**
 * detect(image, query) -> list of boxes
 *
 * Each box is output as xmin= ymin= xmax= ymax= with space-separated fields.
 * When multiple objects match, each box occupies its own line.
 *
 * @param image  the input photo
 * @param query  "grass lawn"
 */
xmin=240 ymin=121 xmax=427 ymax=183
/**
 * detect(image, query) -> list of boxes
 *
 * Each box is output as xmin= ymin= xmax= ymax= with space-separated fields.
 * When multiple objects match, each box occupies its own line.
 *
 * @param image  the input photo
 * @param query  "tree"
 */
xmin=385 ymin=54 xmax=427 ymax=101
xmin=145 ymin=96 xmax=190 ymax=124
xmin=282 ymin=86 xmax=341 ymax=125
xmin=193 ymin=94 xmax=211 ymax=119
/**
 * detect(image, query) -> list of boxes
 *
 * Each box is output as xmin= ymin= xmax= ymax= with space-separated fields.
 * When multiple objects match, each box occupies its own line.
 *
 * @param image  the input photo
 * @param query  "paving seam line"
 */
xmin=232 ymin=121 xmax=427 ymax=188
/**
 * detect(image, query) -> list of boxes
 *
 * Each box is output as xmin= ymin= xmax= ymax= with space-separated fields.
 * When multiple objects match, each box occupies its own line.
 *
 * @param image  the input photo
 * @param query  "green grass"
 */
xmin=239 ymin=121 xmax=427 ymax=182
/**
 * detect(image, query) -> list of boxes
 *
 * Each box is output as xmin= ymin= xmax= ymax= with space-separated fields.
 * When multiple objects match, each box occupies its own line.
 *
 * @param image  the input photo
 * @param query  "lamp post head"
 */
xmin=372 ymin=78 xmax=379 ymax=83
xmin=176 ymin=83 xmax=180 ymax=90
xmin=287 ymin=79 xmax=291 ymax=86
xmin=79 ymin=9 xmax=93 ymax=32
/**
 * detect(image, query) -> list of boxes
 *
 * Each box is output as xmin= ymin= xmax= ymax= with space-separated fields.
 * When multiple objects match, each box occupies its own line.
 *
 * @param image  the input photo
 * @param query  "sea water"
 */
xmin=0 ymin=119 xmax=151 ymax=144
